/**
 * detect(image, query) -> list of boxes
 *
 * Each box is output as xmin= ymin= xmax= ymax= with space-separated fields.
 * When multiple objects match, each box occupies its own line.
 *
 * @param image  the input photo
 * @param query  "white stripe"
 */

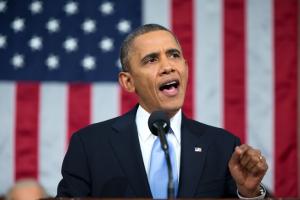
xmin=0 ymin=82 xmax=15 ymax=194
xmin=142 ymin=0 xmax=171 ymax=28
xmin=246 ymin=0 xmax=274 ymax=192
xmin=194 ymin=0 xmax=223 ymax=127
xmin=92 ymin=83 xmax=119 ymax=123
xmin=39 ymin=83 xmax=67 ymax=196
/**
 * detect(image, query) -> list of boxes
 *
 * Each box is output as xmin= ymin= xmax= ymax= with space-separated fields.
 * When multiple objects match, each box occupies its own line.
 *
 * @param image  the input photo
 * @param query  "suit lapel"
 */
xmin=178 ymin=115 xmax=211 ymax=197
xmin=109 ymin=108 xmax=213 ymax=197
xmin=109 ymin=107 xmax=152 ymax=197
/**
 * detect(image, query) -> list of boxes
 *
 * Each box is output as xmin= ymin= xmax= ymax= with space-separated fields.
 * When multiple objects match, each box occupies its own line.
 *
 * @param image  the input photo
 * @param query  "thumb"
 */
xmin=229 ymin=146 xmax=243 ymax=166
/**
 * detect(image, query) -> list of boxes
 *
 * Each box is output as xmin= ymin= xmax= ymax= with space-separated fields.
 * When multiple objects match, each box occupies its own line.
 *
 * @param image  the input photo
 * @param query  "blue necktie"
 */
xmin=149 ymin=130 xmax=178 ymax=199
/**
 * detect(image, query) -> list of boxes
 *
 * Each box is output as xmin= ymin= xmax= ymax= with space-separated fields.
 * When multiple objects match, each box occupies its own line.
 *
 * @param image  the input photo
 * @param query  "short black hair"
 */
xmin=120 ymin=24 xmax=180 ymax=72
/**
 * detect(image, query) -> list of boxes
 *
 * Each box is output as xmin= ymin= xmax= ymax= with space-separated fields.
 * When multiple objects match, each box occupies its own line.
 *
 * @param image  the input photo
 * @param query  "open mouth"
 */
xmin=159 ymin=80 xmax=180 ymax=96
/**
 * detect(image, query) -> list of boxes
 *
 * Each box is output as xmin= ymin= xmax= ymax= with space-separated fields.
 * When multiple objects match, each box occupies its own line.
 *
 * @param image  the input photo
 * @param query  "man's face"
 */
xmin=120 ymin=30 xmax=188 ymax=117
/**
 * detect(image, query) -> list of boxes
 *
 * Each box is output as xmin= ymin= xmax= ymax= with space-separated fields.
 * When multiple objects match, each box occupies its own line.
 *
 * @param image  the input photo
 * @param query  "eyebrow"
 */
xmin=140 ymin=48 xmax=181 ymax=63
xmin=166 ymin=48 xmax=181 ymax=56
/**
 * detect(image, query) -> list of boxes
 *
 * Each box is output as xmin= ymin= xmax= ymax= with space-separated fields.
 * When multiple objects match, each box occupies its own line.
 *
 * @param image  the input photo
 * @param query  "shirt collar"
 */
xmin=136 ymin=105 xmax=182 ymax=144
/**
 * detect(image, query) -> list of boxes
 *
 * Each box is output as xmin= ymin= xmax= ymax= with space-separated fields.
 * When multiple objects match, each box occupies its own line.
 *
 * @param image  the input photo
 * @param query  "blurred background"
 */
xmin=0 ymin=0 xmax=299 ymax=198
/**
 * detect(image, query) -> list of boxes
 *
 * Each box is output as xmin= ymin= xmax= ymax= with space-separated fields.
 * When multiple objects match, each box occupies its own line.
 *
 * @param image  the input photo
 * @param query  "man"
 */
xmin=6 ymin=179 xmax=48 ymax=200
xmin=57 ymin=24 xmax=268 ymax=198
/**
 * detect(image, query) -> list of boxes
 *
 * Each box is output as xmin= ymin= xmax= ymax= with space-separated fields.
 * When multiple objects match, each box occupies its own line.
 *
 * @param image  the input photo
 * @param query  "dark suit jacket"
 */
xmin=57 ymin=106 xmax=241 ymax=198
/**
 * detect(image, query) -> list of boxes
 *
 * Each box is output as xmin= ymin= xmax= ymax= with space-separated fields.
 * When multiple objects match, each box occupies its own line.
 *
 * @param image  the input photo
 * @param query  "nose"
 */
xmin=159 ymin=56 xmax=174 ymax=75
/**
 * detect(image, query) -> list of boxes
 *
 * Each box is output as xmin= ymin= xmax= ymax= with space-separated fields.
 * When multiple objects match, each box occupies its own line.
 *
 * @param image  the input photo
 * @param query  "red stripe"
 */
xmin=223 ymin=0 xmax=246 ymax=143
xmin=274 ymin=0 xmax=299 ymax=196
xmin=67 ymin=83 xmax=91 ymax=142
xmin=298 ymin=1 xmax=300 ymax=195
xmin=172 ymin=0 xmax=194 ymax=118
xmin=15 ymin=82 xmax=40 ymax=180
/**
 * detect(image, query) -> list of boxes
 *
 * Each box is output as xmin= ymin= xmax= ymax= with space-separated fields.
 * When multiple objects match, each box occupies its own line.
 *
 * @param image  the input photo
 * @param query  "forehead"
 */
xmin=131 ymin=30 xmax=181 ymax=54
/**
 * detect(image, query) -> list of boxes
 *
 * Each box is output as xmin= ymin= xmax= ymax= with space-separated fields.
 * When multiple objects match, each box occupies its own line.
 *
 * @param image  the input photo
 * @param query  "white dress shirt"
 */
xmin=135 ymin=105 xmax=265 ymax=199
xmin=135 ymin=105 xmax=181 ymax=179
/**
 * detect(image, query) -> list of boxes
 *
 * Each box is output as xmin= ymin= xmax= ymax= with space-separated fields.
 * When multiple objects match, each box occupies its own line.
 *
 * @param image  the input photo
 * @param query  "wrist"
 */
xmin=237 ymin=184 xmax=266 ymax=200
xmin=238 ymin=185 xmax=262 ymax=197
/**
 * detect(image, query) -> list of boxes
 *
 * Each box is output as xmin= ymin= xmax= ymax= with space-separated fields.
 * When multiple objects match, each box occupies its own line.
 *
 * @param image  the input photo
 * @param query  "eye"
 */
xmin=143 ymin=56 xmax=158 ymax=65
xmin=148 ymin=57 xmax=157 ymax=63
xmin=171 ymin=52 xmax=180 ymax=58
xmin=168 ymin=50 xmax=181 ymax=59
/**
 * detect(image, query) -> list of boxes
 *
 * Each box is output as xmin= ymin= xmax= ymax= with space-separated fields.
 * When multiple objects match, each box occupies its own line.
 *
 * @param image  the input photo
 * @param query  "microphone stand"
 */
xmin=156 ymin=125 xmax=175 ymax=199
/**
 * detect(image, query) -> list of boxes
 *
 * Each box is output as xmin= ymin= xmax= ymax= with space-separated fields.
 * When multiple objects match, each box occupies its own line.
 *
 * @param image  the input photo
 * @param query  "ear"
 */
xmin=118 ymin=72 xmax=135 ymax=93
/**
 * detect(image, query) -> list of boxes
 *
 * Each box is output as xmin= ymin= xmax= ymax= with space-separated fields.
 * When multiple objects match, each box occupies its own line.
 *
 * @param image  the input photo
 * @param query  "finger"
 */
xmin=239 ymin=147 xmax=264 ymax=170
xmin=230 ymin=144 xmax=253 ymax=167
xmin=230 ymin=145 xmax=263 ymax=168
xmin=230 ymin=146 xmax=243 ymax=164
xmin=257 ymin=156 xmax=268 ymax=171
xmin=246 ymin=155 xmax=268 ymax=175
xmin=240 ymin=154 xmax=251 ymax=166
xmin=238 ymin=144 xmax=259 ymax=160
xmin=240 ymin=147 xmax=262 ymax=164
xmin=249 ymin=161 xmax=268 ymax=176
xmin=234 ymin=144 xmax=249 ymax=159
xmin=246 ymin=149 xmax=261 ymax=159
xmin=240 ymin=145 xmax=259 ymax=158
xmin=244 ymin=158 xmax=259 ymax=172
xmin=238 ymin=144 xmax=251 ymax=154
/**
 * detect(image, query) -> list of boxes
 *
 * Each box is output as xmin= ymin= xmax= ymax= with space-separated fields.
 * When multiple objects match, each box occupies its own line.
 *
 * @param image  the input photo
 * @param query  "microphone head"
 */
xmin=148 ymin=110 xmax=170 ymax=136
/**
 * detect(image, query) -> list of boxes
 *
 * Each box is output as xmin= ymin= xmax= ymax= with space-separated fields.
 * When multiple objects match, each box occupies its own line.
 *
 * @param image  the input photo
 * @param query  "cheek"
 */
xmin=131 ymin=70 xmax=158 ymax=95
xmin=135 ymin=77 xmax=156 ymax=95
xmin=180 ymin=67 xmax=188 ymax=83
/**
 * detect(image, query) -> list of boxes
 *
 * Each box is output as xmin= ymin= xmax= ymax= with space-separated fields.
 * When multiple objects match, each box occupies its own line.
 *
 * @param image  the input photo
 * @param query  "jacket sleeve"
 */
xmin=224 ymin=135 xmax=241 ymax=197
xmin=57 ymin=133 xmax=91 ymax=197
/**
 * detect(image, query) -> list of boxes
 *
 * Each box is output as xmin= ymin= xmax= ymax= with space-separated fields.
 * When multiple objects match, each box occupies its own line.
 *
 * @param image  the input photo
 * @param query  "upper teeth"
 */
xmin=165 ymin=81 xmax=176 ymax=86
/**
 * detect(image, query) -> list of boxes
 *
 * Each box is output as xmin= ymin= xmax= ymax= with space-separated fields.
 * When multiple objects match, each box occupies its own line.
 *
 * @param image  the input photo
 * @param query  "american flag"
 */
xmin=0 ymin=0 xmax=299 ymax=197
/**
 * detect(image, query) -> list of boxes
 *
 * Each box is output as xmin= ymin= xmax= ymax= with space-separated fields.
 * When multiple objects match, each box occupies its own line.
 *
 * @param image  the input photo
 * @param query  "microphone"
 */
xmin=148 ymin=111 xmax=175 ymax=199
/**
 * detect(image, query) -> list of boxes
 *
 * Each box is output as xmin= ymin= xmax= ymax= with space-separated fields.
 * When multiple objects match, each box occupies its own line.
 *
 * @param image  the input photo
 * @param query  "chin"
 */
xmin=160 ymin=103 xmax=182 ymax=116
